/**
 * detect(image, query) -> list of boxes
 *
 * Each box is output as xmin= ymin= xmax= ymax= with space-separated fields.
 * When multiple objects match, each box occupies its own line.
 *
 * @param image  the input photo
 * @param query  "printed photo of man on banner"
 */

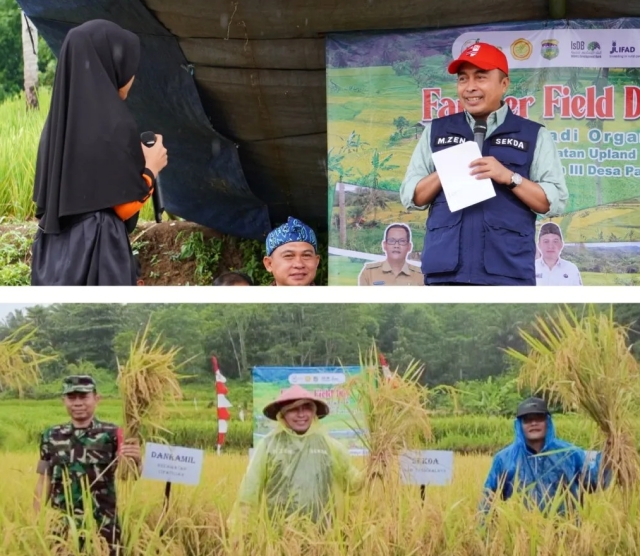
xmin=327 ymin=19 xmax=640 ymax=286
xmin=358 ymin=223 xmax=424 ymax=286
xmin=535 ymin=222 xmax=583 ymax=285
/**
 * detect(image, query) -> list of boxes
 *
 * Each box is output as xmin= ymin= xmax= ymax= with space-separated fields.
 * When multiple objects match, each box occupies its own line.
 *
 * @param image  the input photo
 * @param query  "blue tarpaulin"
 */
xmin=17 ymin=0 xmax=271 ymax=240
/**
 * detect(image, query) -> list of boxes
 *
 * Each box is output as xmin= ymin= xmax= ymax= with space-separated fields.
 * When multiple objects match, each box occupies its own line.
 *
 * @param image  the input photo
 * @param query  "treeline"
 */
xmin=2 ymin=304 xmax=640 ymax=388
xmin=0 ymin=0 xmax=56 ymax=102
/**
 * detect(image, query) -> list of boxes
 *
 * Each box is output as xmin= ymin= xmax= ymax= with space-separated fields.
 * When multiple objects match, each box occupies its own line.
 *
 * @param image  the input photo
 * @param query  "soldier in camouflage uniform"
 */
xmin=34 ymin=375 xmax=141 ymax=555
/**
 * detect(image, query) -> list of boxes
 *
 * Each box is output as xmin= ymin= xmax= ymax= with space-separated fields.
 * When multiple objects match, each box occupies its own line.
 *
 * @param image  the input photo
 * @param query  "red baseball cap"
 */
xmin=448 ymin=42 xmax=509 ymax=75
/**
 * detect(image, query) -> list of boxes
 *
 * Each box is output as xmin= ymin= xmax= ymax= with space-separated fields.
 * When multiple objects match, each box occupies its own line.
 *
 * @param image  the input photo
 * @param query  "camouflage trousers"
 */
xmin=51 ymin=513 xmax=123 ymax=556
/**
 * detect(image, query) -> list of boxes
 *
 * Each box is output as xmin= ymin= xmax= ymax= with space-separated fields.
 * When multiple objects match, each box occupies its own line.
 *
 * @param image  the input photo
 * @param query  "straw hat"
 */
xmin=263 ymin=384 xmax=330 ymax=420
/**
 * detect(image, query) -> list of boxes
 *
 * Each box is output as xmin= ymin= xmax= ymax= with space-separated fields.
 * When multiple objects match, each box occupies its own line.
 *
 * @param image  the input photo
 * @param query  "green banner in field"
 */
xmin=252 ymin=366 xmax=366 ymax=455
xmin=327 ymin=19 xmax=640 ymax=286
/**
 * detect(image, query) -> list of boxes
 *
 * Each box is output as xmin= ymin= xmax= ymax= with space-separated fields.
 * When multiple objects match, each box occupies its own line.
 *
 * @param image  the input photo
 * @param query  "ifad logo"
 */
xmin=610 ymin=41 xmax=636 ymax=54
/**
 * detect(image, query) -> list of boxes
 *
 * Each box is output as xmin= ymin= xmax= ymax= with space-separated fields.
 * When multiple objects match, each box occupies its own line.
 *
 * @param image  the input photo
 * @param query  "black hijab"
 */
xmin=34 ymin=19 xmax=149 ymax=234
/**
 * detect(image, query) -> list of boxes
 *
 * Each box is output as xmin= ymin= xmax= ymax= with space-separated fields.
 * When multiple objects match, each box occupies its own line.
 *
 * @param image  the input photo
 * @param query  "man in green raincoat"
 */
xmin=233 ymin=384 xmax=363 ymax=524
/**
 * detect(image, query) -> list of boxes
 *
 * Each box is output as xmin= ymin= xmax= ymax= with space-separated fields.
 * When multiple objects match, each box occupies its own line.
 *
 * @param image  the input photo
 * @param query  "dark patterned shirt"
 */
xmin=37 ymin=419 xmax=119 ymax=524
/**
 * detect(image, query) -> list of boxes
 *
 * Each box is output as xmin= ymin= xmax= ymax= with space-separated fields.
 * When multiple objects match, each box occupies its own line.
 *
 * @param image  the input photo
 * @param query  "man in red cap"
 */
xmin=230 ymin=384 xmax=362 ymax=528
xmin=400 ymin=42 xmax=567 ymax=285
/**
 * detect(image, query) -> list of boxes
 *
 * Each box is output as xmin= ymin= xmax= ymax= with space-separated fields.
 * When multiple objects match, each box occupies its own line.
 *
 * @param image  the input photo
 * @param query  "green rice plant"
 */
xmin=507 ymin=305 xmax=640 ymax=492
xmin=0 ymin=90 xmax=156 ymax=224
xmin=0 ymin=90 xmax=51 ymax=221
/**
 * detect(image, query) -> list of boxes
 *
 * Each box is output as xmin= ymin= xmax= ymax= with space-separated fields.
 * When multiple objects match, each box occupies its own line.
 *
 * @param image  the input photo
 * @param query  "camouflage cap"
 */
xmin=62 ymin=375 xmax=97 ymax=394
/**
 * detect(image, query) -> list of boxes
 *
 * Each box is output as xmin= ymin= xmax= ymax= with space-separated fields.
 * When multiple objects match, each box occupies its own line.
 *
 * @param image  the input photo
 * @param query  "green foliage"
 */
xmin=237 ymin=239 xmax=274 ymax=285
xmin=1 ymin=303 xmax=639 ymax=391
xmin=0 ymin=2 xmax=57 ymax=102
xmin=0 ymin=0 xmax=21 ymax=102
xmin=0 ymin=228 xmax=32 ymax=285
xmin=175 ymin=231 xmax=223 ymax=283
xmin=37 ymin=35 xmax=56 ymax=86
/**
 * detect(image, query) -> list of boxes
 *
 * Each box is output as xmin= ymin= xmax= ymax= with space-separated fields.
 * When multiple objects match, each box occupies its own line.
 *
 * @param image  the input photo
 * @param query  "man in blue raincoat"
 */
xmin=481 ymin=397 xmax=609 ymax=514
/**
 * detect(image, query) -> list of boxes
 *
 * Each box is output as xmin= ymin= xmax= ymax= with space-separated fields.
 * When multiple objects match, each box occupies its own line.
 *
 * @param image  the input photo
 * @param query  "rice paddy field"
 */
xmin=2 ymin=399 xmax=640 ymax=555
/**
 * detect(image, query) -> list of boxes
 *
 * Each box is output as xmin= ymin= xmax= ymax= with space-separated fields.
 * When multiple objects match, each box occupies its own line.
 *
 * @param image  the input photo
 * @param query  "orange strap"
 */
xmin=113 ymin=173 xmax=154 ymax=221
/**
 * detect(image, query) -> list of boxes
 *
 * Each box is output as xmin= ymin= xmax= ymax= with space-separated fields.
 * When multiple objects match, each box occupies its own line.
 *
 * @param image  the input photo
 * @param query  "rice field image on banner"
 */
xmin=252 ymin=366 xmax=367 ymax=455
xmin=327 ymin=19 xmax=640 ymax=286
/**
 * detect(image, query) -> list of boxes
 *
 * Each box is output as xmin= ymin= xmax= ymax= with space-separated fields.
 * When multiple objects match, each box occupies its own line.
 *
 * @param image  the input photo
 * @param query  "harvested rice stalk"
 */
xmin=345 ymin=345 xmax=432 ymax=482
xmin=506 ymin=305 xmax=640 ymax=491
xmin=117 ymin=322 xmax=187 ymax=480
xmin=0 ymin=325 xmax=55 ymax=396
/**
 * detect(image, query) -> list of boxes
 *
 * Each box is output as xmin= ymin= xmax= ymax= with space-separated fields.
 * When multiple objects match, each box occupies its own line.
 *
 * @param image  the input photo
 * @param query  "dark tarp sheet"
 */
xmin=17 ymin=0 xmax=271 ymax=240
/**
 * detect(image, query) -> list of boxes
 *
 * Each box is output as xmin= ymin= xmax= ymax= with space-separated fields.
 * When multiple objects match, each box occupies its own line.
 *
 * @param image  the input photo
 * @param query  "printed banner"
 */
xmin=252 ymin=366 xmax=366 ymax=454
xmin=327 ymin=18 xmax=640 ymax=286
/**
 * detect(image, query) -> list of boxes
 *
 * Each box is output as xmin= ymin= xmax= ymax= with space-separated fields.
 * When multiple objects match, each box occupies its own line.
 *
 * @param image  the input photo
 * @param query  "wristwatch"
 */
xmin=507 ymin=173 xmax=523 ymax=190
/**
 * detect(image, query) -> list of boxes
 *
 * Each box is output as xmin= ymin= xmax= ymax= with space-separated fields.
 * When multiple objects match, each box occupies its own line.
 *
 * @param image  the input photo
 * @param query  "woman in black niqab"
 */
xmin=31 ymin=19 xmax=158 ymax=285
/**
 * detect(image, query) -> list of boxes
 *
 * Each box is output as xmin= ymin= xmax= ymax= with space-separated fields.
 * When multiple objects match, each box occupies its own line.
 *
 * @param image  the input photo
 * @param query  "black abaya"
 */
xmin=31 ymin=19 xmax=151 ymax=286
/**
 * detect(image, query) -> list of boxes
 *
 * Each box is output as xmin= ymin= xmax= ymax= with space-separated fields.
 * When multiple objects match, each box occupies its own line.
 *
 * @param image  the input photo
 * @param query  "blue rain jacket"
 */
xmin=482 ymin=414 xmax=608 ymax=513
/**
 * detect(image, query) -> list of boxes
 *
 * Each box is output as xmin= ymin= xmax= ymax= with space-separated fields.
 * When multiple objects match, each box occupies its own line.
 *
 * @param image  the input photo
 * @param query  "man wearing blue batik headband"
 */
xmin=263 ymin=217 xmax=320 ymax=286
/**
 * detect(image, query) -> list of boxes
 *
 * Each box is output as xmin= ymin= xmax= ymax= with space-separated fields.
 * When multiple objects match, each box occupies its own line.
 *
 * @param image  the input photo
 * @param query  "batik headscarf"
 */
xmin=265 ymin=216 xmax=318 ymax=256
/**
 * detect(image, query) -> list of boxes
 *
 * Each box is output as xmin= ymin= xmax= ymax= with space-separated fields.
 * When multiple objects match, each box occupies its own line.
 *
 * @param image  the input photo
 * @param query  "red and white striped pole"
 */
xmin=212 ymin=356 xmax=232 ymax=455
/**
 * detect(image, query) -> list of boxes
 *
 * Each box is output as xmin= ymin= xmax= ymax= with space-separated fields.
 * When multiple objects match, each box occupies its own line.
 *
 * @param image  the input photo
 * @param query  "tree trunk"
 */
xmin=338 ymin=181 xmax=346 ymax=246
xmin=235 ymin=316 xmax=248 ymax=379
xmin=227 ymin=328 xmax=242 ymax=378
xmin=22 ymin=13 xmax=39 ymax=110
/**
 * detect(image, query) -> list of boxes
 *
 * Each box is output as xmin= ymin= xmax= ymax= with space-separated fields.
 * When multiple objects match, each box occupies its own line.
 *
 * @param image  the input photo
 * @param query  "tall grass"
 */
xmin=0 ymin=90 xmax=155 ymax=222
xmin=0 ymin=90 xmax=50 ymax=221
xmin=2 ymin=450 xmax=639 ymax=555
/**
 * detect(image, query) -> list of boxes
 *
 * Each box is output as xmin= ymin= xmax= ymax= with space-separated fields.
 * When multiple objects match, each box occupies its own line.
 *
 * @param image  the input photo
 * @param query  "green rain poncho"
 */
xmin=233 ymin=416 xmax=363 ymax=523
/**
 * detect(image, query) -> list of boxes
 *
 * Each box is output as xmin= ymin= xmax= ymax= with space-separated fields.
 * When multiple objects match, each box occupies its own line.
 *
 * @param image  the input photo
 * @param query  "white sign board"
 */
xmin=142 ymin=442 xmax=204 ymax=486
xmin=399 ymin=450 xmax=454 ymax=486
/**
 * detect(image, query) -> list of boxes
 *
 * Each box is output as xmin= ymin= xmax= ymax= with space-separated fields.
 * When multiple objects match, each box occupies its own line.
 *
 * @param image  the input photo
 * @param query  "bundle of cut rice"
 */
xmin=117 ymin=322 xmax=186 ymax=480
xmin=506 ymin=305 xmax=640 ymax=491
xmin=346 ymin=345 xmax=432 ymax=482
xmin=0 ymin=325 xmax=55 ymax=396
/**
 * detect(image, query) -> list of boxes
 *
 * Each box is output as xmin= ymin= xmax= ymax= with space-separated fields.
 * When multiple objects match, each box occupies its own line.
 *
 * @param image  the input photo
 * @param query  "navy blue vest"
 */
xmin=422 ymin=108 xmax=541 ymax=285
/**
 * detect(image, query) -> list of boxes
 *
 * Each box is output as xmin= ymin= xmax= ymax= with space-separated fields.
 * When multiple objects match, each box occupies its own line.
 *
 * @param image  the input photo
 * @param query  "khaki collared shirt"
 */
xmin=358 ymin=260 xmax=424 ymax=286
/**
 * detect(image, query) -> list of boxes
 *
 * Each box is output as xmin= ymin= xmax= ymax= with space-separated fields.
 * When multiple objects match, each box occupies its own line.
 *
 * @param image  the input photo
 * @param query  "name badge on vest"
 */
xmin=491 ymin=137 xmax=529 ymax=152
xmin=434 ymin=135 xmax=467 ymax=146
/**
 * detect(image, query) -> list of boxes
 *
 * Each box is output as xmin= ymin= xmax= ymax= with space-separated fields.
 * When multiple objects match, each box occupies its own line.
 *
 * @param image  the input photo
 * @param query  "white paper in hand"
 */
xmin=431 ymin=141 xmax=496 ymax=212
